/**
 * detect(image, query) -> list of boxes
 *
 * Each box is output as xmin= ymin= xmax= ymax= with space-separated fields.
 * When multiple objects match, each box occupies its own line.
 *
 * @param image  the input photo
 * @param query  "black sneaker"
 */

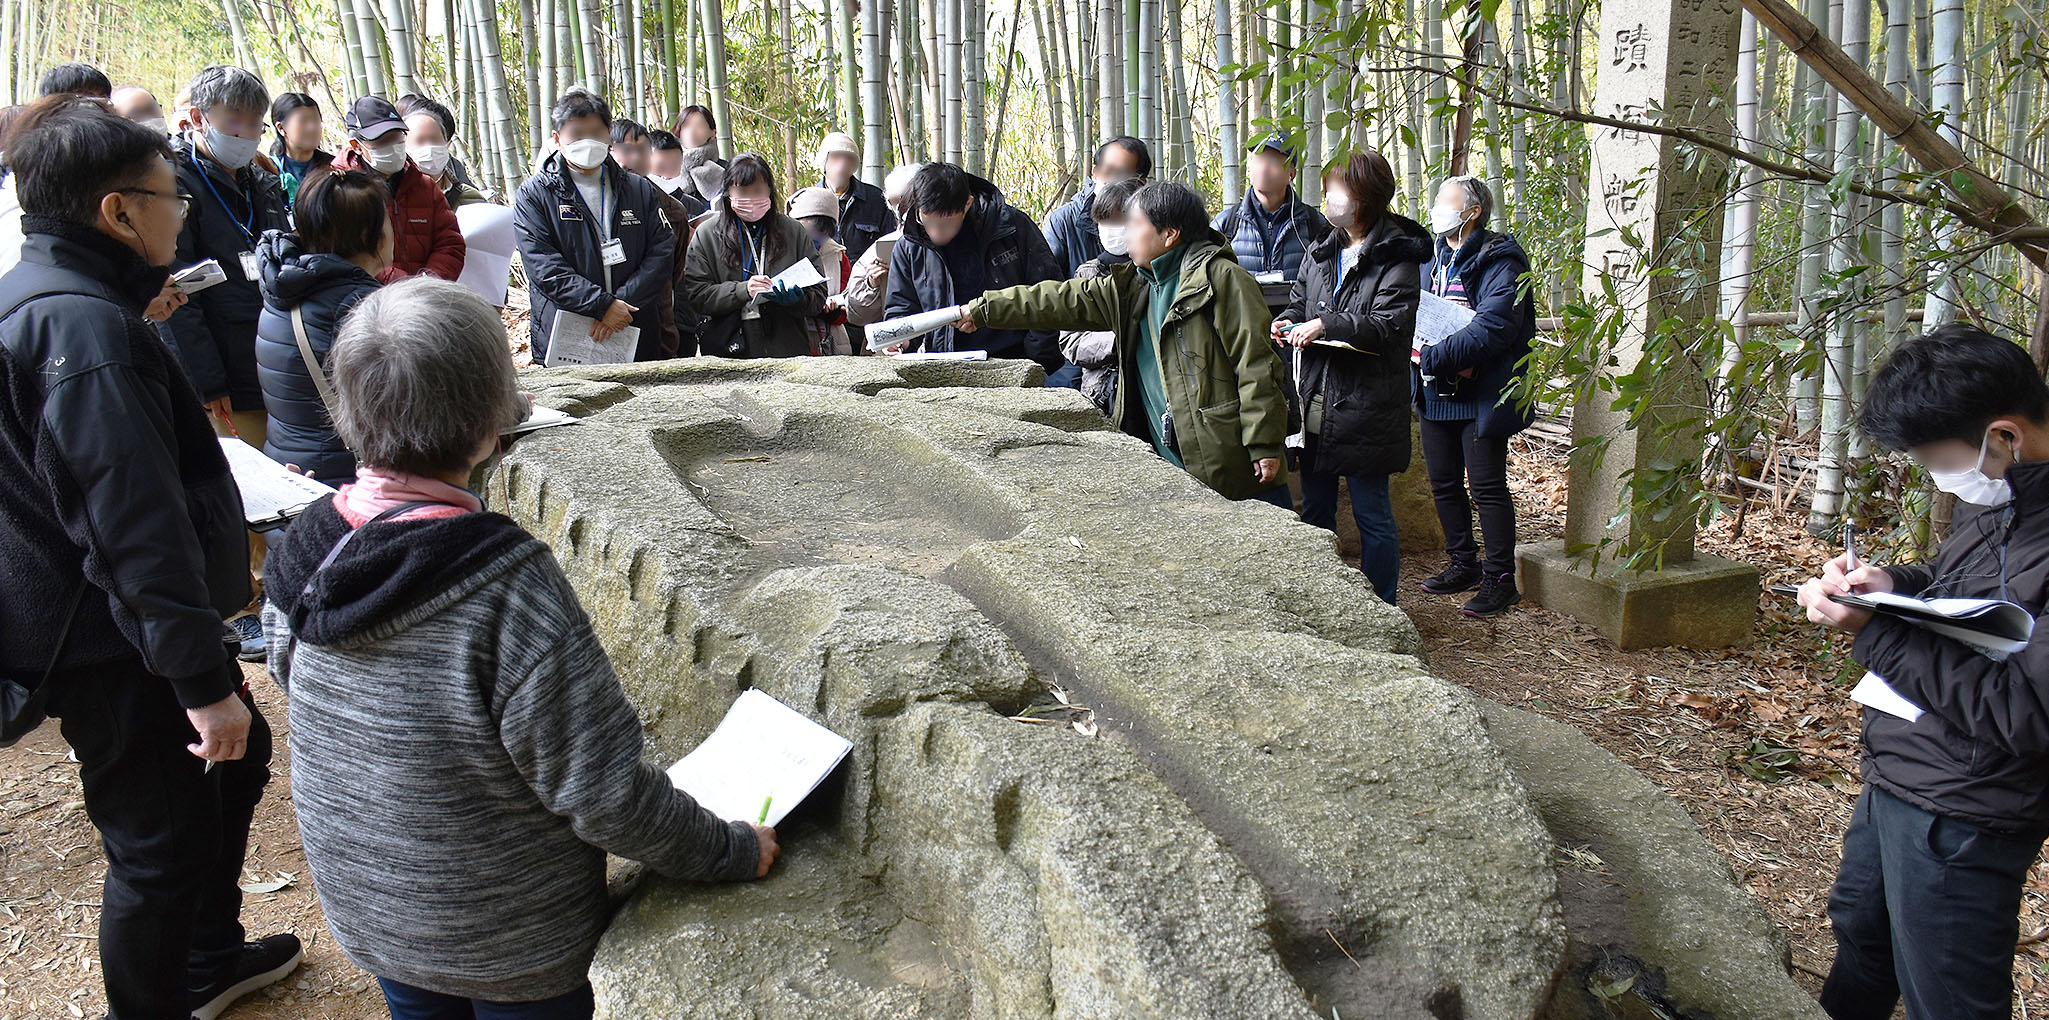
xmin=228 ymin=615 xmax=266 ymax=663
xmin=189 ymin=933 xmax=304 ymax=1020
xmin=1461 ymin=571 xmax=1522 ymax=618
xmin=1420 ymin=555 xmax=1483 ymax=595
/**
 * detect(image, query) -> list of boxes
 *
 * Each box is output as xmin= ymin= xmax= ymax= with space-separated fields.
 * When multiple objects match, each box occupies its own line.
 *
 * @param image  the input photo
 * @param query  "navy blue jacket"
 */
xmin=159 ymin=135 xmax=291 ymax=410
xmin=1418 ymin=229 xmax=1537 ymax=439
xmin=1043 ymin=183 xmax=1101 ymax=278
xmin=1211 ymin=187 xmax=1331 ymax=283
xmin=823 ymin=177 xmax=896 ymax=264
xmin=0 ymin=220 xmax=248 ymax=710
xmin=885 ymin=172 xmax=1063 ymax=370
xmin=514 ymin=152 xmax=677 ymax=363
xmin=254 ymin=229 xmax=379 ymax=486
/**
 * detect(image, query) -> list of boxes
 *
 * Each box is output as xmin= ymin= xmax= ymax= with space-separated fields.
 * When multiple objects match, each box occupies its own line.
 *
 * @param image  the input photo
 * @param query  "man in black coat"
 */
xmin=1043 ymin=135 xmax=1151 ymax=279
xmin=817 ymin=131 xmax=895 ymax=265
xmin=1799 ymin=325 xmax=2049 ymax=1020
xmin=884 ymin=162 xmax=1063 ymax=372
xmin=514 ymin=90 xmax=677 ymax=363
xmin=0 ymin=96 xmax=300 ymax=1020
xmin=158 ymin=66 xmax=290 ymax=445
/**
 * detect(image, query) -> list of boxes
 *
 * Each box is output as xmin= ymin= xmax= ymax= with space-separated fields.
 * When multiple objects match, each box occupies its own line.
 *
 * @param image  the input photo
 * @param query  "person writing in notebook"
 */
xmin=1795 ymin=324 xmax=2049 ymax=1020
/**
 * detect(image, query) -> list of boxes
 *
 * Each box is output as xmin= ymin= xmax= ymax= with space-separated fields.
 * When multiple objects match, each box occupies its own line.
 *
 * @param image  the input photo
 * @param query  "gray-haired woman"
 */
xmin=261 ymin=277 xmax=778 ymax=1019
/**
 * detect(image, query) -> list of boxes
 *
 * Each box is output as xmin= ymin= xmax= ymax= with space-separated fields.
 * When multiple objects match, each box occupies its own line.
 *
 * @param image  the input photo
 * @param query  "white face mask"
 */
xmin=1929 ymin=429 xmax=2017 ymax=507
xmin=563 ymin=138 xmax=610 ymax=172
xmin=1325 ymin=195 xmax=1356 ymax=232
xmin=201 ymin=119 xmax=261 ymax=171
xmin=650 ymin=174 xmax=685 ymax=193
xmin=362 ymin=141 xmax=408 ymax=175
xmin=1098 ymin=223 xmax=1129 ymax=257
xmin=408 ymin=143 xmax=450 ymax=178
xmin=1429 ymin=202 xmax=1467 ymax=237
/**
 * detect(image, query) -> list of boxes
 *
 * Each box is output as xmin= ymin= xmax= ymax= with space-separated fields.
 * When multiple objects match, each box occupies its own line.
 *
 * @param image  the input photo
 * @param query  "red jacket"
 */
xmin=330 ymin=149 xmax=466 ymax=284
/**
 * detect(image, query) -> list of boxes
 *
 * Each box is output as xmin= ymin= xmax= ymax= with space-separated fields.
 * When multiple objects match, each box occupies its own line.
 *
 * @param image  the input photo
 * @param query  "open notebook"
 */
xmin=666 ymin=690 xmax=853 ymax=828
xmin=218 ymin=437 xmax=335 ymax=531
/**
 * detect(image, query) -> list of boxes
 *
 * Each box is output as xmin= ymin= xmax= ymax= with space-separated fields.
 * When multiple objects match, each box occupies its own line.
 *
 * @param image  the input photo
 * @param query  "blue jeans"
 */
xmin=1299 ymin=470 xmax=1399 ymax=603
xmin=1819 ymin=785 xmax=2043 ymax=1020
xmin=380 ymin=978 xmax=595 ymax=1020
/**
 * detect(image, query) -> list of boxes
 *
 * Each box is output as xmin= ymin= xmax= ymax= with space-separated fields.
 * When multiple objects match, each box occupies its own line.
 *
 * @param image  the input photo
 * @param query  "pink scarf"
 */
xmin=334 ymin=466 xmax=482 ymax=527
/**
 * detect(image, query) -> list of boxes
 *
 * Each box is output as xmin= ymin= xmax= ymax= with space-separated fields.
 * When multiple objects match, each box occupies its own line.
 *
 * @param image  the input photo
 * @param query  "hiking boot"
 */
xmin=228 ymin=615 xmax=266 ymax=663
xmin=1420 ymin=555 xmax=1483 ymax=595
xmin=1461 ymin=571 xmax=1522 ymax=618
xmin=189 ymin=933 xmax=304 ymax=1020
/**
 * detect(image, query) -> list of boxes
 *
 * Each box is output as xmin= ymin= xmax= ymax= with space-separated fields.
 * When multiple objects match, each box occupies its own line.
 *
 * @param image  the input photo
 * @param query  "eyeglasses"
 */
xmin=120 ymin=188 xmax=196 ymax=219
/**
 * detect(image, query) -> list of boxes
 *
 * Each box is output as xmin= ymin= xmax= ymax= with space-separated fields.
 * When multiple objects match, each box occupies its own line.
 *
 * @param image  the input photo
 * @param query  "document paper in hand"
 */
xmin=218 ymin=437 xmax=335 ymax=531
xmin=666 ymin=689 xmax=854 ymax=827
xmin=866 ymin=304 xmax=969 ymax=351
xmin=771 ymin=257 xmax=827 ymax=290
xmin=542 ymin=310 xmax=638 ymax=368
xmin=1415 ymin=291 xmax=1476 ymax=349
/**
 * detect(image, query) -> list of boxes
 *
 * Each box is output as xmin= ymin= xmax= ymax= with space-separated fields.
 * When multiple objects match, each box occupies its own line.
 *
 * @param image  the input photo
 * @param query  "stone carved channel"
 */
xmin=494 ymin=359 xmax=1833 ymax=1020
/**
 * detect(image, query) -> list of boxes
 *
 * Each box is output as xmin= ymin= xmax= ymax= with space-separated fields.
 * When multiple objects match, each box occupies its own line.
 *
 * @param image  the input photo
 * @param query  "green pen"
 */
xmin=757 ymin=795 xmax=773 ymax=825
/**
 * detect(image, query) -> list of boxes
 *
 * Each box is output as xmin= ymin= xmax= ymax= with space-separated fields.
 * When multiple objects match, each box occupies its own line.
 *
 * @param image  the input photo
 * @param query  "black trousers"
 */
xmin=1418 ymin=416 xmax=1517 ymax=576
xmin=44 ymin=659 xmax=271 ymax=1020
xmin=1821 ymin=785 xmax=2042 ymax=1020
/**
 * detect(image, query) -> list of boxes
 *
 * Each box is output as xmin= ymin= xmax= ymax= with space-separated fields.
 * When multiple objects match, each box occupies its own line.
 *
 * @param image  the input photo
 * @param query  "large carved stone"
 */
xmin=491 ymin=356 xmax=1822 ymax=1020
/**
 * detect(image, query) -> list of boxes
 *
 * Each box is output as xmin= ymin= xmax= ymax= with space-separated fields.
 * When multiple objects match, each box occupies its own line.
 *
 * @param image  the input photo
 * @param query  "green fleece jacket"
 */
xmin=969 ymin=233 xmax=1288 ymax=500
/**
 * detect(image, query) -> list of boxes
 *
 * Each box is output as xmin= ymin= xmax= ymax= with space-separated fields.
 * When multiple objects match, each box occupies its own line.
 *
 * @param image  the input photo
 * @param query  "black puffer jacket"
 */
xmin=0 ymin=220 xmax=248 ymax=710
xmin=513 ymin=152 xmax=677 ymax=363
xmin=159 ymin=135 xmax=291 ymax=410
xmin=1853 ymin=461 xmax=2049 ymax=836
xmin=885 ymin=172 xmax=1063 ymax=370
xmin=1281 ymin=213 xmax=1432 ymax=477
xmin=255 ymin=230 xmax=379 ymax=486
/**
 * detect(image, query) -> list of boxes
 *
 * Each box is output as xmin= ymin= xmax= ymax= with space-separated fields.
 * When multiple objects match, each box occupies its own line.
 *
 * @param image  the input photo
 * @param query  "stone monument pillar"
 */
xmin=1516 ymin=0 xmax=1759 ymax=648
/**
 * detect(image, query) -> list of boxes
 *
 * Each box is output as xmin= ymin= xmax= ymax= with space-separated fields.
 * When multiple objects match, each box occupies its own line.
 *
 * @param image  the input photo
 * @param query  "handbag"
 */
xmin=1 ymin=580 xmax=87 ymax=747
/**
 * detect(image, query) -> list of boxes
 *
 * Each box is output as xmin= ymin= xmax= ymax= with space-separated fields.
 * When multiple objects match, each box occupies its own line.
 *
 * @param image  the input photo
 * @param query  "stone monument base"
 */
xmin=1518 ymin=541 xmax=1759 ymax=649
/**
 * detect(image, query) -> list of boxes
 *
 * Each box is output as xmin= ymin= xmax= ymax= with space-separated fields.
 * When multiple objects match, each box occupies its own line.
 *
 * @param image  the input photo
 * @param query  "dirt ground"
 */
xmin=5 ymin=438 xmax=2048 ymax=1018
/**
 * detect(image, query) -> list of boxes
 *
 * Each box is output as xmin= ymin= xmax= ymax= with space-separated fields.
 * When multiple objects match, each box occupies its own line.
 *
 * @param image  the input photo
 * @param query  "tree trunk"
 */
xmin=572 ymin=0 xmax=603 ymax=92
xmin=1215 ymin=0 xmax=1241 ymax=205
xmin=380 ymin=0 xmax=420 ymax=95
xmin=469 ymin=0 xmax=522 ymax=192
xmin=861 ymin=0 xmax=888 ymax=180
xmin=987 ymin=0 xmax=1025 ymax=171
xmin=354 ymin=0 xmax=388 ymax=95
xmin=221 ymin=0 xmax=259 ymax=77
xmin=841 ymin=0 xmax=864 ymax=139
xmin=1164 ymin=0 xmax=1190 ymax=182
xmin=1879 ymin=0 xmax=1909 ymax=359
xmin=519 ymin=0 xmax=544 ymax=153
xmin=335 ymin=0 xmax=369 ymax=96
xmin=964 ymin=0 xmax=986 ymax=172
xmin=1810 ymin=0 xmax=1869 ymax=531
xmin=537 ymin=0 xmax=557 ymax=112
xmin=1096 ymin=0 xmax=1119 ymax=134
xmin=703 ymin=0 xmax=734 ymax=158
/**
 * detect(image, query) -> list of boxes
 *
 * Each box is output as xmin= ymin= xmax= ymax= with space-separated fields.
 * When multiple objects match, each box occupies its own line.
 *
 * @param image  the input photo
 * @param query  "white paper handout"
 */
xmin=1415 ymin=291 xmax=1477 ymax=349
xmin=217 ymin=437 xmax=336 ymax=531
xmin=866 ymin=304 xmax=970 ymax=352
xmin=893 ymin=351 xmax=989 ymax=362
xmin=454 ymin=203 xmax=517 ymax=307
xmin=1851 ymin=671 xmax=1925 ymax=723
xmin=771 ymin=256 xmax=827 ymax=290
xmin=501 ymin=404 xmax=579 ymax=437
xmin=666 ymin=689 xmax=854 ymax=827
xmin=542 ymin=310 xmax=639 ymax=368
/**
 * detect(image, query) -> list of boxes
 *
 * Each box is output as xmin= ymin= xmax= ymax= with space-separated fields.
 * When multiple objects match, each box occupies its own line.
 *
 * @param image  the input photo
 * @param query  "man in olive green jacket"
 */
xmin=961 ymin=181 xmax=1290 ymax=503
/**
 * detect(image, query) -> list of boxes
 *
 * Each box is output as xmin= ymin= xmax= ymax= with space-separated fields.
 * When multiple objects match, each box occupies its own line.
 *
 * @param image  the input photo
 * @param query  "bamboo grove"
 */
xmin=2 ymin=0 xmax=2047 ymax=545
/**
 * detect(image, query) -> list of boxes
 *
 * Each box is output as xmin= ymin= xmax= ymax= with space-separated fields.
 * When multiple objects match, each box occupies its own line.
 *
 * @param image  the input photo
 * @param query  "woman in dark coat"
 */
xmin=1274 ymin=149 xmax=1432 ymax=603
xmin=681 ymin=153 xmax=827 ymax=358
xmin=254 ymin=170 xmax=389 ymax=485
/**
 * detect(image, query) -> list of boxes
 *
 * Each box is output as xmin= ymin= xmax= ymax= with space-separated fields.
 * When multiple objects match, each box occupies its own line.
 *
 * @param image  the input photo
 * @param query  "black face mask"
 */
xmin=20 ymin=213 xmax=173 ymax=312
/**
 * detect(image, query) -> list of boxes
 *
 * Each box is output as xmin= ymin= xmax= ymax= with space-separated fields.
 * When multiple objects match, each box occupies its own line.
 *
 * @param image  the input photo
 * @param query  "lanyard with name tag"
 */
xmin=238 ymin=251 xmax=259 ymax=280
xmin=601 ymin=238 xmax=626 ymax=266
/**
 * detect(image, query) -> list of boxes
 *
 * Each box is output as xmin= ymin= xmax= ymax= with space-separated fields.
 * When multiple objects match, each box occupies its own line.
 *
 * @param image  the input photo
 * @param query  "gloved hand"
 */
xmin=767 ymin=282 xmax=804 ymax=307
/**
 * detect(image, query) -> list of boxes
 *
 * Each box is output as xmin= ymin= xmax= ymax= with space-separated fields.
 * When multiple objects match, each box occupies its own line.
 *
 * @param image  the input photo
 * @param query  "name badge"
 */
xmin=559 ymin=204 xmax=583 ymax=221
xmin=602 ymin=238 xmax=627 ymax=267
xmin=238 ymin=251 xmax=259 ymax=279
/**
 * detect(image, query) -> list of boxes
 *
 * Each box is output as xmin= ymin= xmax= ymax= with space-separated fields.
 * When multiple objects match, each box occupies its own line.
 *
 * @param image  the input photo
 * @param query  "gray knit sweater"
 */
xmin=263 ymin=499 xmax=760 ymax=1001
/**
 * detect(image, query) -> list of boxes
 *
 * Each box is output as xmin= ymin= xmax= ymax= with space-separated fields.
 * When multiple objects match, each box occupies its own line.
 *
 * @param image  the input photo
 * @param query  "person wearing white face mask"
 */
xmin=162 ymin=65 xmax=291 ymax=454
xmin=399 ymin=96 xmax=485 ymax=209
xmin=679 ymin=153 xmax=826 ymax=358
xmin=514 ymin=89 xmax=679 ymax=363
xmin=1413 ymin=173 xmax=1535 ymax=619
xmin=1053 ymin=175 xmax=1143 ymax=415
xmin=1795 ymin=325 xmax=2049 ymax=1020
xmin=332 ymin=96 xmax=465 ymax=284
